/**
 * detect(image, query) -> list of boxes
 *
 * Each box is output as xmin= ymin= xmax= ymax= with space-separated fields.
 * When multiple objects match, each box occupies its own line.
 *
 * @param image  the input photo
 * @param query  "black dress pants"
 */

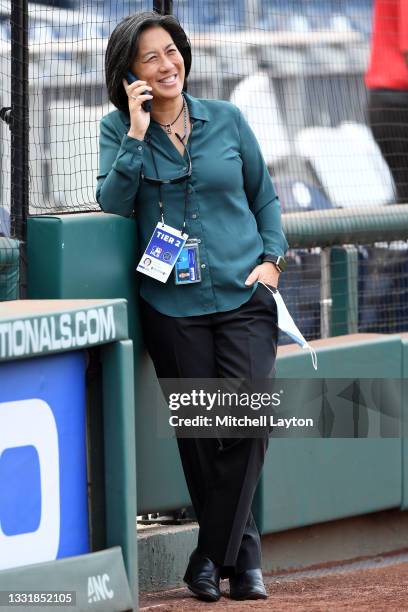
xmin=140 ymin=283 xmax=278 ymax=574
xmin=368 ymin=89 xmax=408 ymax=204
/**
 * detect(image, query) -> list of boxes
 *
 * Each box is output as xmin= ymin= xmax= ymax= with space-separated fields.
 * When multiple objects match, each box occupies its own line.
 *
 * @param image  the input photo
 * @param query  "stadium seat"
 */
xmin=344 ymin=0 xmax=373 ymax=37
xmin=295 ymin=122 xmax=396 ymax=208
xmin=256 ymin=0 xmax=372 ymax=36
xmin=175 ymin=0 xmax=246 ymax=32
xmin=230 ymin=71 xmax=291 ymax=166
xmin=48 ymin=103 xmax=114 ymax=210
xmin=274 ymin=178 xmax=333 ymax=213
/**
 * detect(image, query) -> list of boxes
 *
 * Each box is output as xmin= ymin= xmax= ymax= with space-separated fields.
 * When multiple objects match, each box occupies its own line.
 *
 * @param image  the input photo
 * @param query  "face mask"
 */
xmin=259 ymin=282 xmax=318 ymax=371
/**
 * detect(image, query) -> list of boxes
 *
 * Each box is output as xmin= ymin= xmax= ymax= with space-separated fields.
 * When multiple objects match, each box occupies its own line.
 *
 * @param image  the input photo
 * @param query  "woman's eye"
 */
xmin=168 ymin=48 xmax=176 ymax=54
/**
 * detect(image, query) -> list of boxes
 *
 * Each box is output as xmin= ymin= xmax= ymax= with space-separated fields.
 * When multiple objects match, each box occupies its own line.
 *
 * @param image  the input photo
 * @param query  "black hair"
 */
xmin=105 ymin=11 xmax=192 ymax=114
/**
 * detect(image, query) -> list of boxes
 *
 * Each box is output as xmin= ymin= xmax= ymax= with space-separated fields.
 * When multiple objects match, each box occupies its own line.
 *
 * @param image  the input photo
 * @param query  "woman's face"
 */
xmin=131 ymin=26 xmax=185 ymax=103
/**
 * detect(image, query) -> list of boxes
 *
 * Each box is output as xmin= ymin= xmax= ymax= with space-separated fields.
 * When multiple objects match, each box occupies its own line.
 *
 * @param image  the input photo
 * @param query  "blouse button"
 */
xmin=201 ymin=263 xmax=206 ymax=269
xmin=137 ymin=146 xmax=143 ymax=151
xmin=191 ymin=213 xmax=198 ymax=219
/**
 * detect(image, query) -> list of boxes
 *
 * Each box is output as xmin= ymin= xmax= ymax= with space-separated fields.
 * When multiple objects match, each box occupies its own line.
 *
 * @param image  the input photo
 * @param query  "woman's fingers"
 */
xmin=245 ymin=266 xmax=260 ymax=286
xmin=122 ymin=80 xmax=152 ymax=138
xmin=245 ymin=263 xmax=280 ymax=287
xmin=123 ymin=78 xmax=152 ymax=97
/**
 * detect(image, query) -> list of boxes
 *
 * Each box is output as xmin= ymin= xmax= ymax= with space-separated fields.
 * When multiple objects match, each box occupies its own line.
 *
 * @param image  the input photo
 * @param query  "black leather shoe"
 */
xmin=229 ymin=568 xmax=267 ymax=600
xmin=183 ymin=550 xmax=221 ymax=602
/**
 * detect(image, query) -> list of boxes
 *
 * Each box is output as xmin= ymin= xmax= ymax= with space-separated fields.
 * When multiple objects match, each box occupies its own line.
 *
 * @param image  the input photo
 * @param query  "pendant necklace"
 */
xmin=153 ymin=95 xmax=185 ymax=135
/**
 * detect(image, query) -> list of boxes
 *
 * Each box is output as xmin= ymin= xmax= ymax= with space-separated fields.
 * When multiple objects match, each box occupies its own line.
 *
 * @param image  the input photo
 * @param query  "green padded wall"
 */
xmin=101 ymin=340 xmax=137 ymax=597
xmin=255 ymin=336 xmax=403 ymax=534
xmin=27 ymin=214 xmax=190 ymax=515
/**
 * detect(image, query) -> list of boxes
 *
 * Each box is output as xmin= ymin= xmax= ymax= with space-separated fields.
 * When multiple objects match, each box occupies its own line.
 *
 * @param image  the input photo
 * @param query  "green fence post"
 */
xmin=330 ymin=245 xmax=358 ymax=336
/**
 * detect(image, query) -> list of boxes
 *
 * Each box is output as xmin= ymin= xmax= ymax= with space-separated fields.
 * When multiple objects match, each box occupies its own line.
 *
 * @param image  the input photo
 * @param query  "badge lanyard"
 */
xmin=136 ymin=126 xmax=194 ymax=283
xmin=147 ymin=125 xmax=193 ymax=234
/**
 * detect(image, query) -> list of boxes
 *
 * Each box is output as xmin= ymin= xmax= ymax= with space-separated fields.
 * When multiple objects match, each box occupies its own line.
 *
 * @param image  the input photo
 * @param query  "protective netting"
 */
xmin=1 ymin=0 xmax=408 ymax=339
xmin=280 ymin=241 xmax=408 ymax=345
xmin=1 ymin=0 xmax=381 ymax=215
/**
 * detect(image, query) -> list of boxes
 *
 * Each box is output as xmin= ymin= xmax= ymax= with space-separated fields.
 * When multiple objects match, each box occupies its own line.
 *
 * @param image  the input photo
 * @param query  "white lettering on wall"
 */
xmin=0 ymin=306 xmax=117 ymax=359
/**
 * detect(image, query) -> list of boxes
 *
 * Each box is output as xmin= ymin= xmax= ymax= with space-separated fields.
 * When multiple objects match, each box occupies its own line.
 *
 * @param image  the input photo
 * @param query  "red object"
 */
xmin=365 ymin=0 xmax=408 ymax=89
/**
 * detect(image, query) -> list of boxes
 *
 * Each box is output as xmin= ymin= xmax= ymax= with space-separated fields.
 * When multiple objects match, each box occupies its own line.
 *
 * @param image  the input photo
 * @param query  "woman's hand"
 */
xmin=245 ymin=261 xmax=280 ymax=289
xmin=122 ymin=78 xmax=153 ymax=141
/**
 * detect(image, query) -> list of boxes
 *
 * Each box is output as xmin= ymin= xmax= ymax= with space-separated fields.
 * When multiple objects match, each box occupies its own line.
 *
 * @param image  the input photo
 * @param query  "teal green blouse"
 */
xmin=96 ymin=92 xmax=288 ymax=317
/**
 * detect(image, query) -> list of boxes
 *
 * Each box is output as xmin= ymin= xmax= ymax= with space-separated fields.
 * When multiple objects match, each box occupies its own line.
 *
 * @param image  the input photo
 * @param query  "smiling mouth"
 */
xmin=158 ymin=74 xmax=177 ymax=83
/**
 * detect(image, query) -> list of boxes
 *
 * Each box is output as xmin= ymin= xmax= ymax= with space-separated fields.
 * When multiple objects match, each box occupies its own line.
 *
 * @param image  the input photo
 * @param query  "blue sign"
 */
xmin=0 ymin=351 xmax=89 ymax=570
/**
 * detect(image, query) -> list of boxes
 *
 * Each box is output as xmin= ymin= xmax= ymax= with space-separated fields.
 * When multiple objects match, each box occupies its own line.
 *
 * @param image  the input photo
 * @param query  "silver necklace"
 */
xmin=177 ymin=96 xmax=188 ymax=142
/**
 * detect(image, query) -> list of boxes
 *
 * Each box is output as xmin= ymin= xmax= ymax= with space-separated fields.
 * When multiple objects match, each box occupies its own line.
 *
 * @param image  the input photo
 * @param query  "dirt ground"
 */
xmin=139 ymin=558 xmax=408 ymax=611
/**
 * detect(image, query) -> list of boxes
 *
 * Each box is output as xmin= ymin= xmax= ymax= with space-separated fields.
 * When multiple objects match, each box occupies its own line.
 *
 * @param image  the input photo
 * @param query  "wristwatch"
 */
xmin=262 ymin=255 xmax=287 ymax=273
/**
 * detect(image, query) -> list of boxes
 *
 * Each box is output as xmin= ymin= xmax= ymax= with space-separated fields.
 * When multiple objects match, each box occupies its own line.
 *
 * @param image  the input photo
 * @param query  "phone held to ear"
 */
xmin=127 ymin=70 xmax=152 ymax=113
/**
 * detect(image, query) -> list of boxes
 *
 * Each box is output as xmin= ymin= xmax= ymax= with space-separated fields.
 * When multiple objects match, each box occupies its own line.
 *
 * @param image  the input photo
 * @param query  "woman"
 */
xmin=97 ymin=11 xmax=288 ymax=603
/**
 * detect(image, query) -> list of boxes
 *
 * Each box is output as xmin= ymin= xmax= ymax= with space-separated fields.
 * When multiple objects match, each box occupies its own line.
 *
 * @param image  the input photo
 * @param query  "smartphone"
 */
xmin=127 ymin=70 xmax=152 ymax=113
